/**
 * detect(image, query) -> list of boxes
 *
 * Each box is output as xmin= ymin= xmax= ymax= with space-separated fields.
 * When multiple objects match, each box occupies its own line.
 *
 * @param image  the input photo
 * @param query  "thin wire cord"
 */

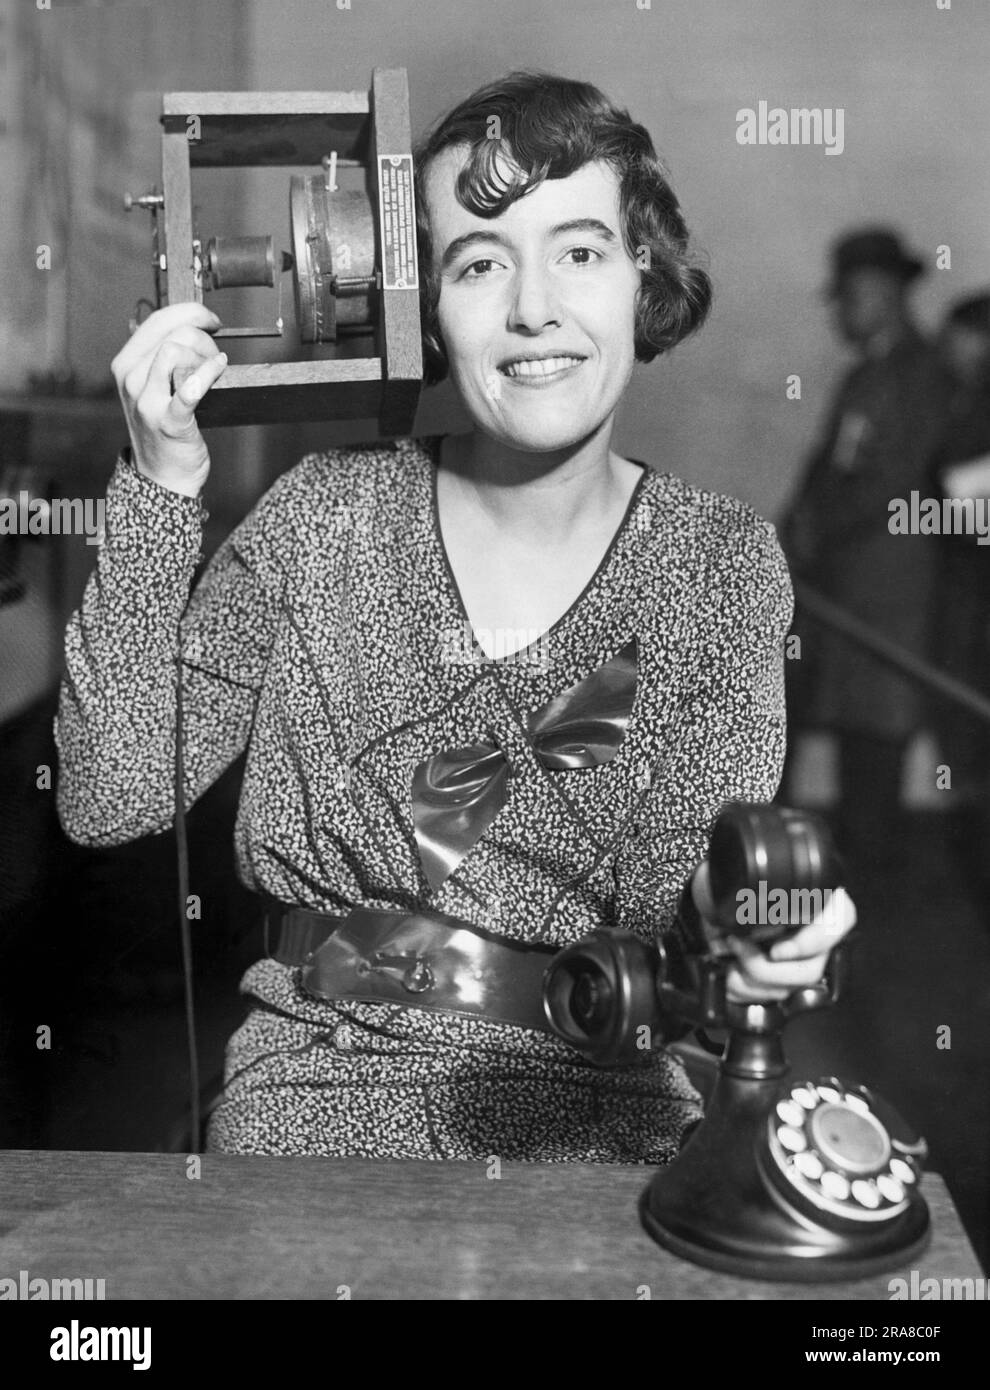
xmin=174 ymin=654 xmax=200 ymax=1152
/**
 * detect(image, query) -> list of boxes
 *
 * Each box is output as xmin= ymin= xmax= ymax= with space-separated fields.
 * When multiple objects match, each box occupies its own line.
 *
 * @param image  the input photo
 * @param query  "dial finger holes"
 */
xmin=777 ymin=1126 xmax=807 ymax=1153
xmin=776 ymin=1099 xmax=806 ymax=1128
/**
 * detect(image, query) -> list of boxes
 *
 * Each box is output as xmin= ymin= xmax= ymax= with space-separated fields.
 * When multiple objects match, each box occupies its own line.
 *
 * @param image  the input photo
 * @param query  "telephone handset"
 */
xmin=542 ymin=802 xmax=930 ymax=1281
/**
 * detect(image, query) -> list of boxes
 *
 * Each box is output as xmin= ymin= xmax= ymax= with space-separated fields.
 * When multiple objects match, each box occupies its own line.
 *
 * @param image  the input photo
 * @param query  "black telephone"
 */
xmin=543 ymin=802 xmax=930 ymax=1281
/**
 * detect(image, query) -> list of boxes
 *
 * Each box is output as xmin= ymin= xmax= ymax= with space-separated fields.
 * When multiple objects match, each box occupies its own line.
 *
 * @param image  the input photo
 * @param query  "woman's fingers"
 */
xmin=135 ymin=339 xmax=227 ymax=436
xmin=765 ymin=886 xmax=856 ymax=962
xmin=138 ymin=340 xmax=204 ymax=425
xmin=120 ymin=325 xmax=223 ymax=408
xmin=165 ymin=350 xmax=229 ymax=430
xmin=111 ymin=303 xmax=221 ymax=385
xmin=723 ymin=888 xmax=855 ymax=1003
xmin=690 ymin=865 xmax=857 ymax=1005
xmin=725 ymin=934 xmax=830 ymax=999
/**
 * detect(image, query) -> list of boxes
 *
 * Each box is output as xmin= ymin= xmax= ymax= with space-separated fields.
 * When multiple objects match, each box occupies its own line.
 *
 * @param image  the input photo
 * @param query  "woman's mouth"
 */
xmin=498 ymin=354 xmax=586 ymax=386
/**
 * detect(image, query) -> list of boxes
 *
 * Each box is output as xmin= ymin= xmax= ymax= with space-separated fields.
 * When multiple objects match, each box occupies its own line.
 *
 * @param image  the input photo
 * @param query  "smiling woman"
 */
xmin=414 ymin=71 xmax=712 ymax=393
xmin=427 ymin=156 xmax=641 ymax=458
xmin=55 ymin=70 xmax=856 ymax=1160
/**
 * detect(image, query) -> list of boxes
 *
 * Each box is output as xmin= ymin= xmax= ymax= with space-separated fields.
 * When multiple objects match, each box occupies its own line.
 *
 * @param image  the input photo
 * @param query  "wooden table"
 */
xmin=0 ymin=1151 xmax=981 ymax=1300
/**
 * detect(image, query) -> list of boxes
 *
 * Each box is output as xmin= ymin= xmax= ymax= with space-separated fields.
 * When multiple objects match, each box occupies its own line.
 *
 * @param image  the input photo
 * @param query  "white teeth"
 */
xmin=503 ymin=355 xmax=582 ymax=378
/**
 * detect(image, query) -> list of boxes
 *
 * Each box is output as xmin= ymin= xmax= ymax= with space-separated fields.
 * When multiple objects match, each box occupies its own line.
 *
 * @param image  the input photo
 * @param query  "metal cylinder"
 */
xmin=205 ymin=236 xmax=276 ymax=289
xmin=289 ymin=175 xmax=377 ymax=343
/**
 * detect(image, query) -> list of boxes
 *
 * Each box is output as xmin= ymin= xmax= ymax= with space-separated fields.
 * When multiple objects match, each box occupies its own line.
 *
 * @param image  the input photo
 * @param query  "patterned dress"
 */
xmin=56 ymin=435 xmax=791 ymax=1162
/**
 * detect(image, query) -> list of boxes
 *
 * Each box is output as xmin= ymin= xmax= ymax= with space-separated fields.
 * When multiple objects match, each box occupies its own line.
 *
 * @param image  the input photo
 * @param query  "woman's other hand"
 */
xmin=690 ymin=860 xmax=857 ymax=1005
xmin=110 ymin=303 xmax=228 ymax=499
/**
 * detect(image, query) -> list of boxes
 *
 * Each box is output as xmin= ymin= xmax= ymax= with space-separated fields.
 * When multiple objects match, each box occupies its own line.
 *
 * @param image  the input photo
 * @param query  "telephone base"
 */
xmin=639 ymin=1067 xmax=931 ymax=1282
xmin=639 ymin=1186 xmax=930 ymax=1283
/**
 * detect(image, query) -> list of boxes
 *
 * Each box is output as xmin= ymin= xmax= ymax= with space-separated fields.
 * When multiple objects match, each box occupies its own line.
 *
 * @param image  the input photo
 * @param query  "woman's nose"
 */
xmin=508 ymin=264 xmax=563 ymax=332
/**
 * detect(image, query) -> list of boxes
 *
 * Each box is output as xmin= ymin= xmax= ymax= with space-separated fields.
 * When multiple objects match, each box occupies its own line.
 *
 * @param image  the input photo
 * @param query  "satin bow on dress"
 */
xmin=411 ymin=639 xmax=638 ymax=891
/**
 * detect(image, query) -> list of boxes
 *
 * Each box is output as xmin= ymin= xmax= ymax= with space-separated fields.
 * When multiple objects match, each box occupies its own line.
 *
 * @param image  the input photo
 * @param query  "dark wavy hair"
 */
xmin=412 ymin=71 xmax=713 ymax=386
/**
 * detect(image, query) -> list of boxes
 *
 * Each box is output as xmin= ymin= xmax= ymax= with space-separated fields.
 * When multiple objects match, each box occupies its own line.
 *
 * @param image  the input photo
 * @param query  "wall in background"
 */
xmin=245 ymin=0 xmax=990 ymax=522
xmin=0 ymin=0 xmax=254 ymax=718
xmin=6 ymin=1 xmax=985 ymax=521
xmin=0 ymin=0 xmax=250 ymax=396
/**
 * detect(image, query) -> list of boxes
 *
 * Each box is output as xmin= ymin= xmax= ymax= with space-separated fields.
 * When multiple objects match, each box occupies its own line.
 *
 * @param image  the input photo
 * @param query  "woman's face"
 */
xmin=423 ymin=147 xmax=642 ymax=453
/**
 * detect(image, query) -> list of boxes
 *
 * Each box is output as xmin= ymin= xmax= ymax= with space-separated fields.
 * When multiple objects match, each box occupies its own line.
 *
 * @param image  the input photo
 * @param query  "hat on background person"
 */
xmin=825 ymin=227 xmax=926 ymax=297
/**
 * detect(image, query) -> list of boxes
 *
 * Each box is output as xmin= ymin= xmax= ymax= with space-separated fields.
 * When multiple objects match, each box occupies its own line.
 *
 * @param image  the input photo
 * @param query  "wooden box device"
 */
xmin=153 ymin=68 xmax=422 ymax=432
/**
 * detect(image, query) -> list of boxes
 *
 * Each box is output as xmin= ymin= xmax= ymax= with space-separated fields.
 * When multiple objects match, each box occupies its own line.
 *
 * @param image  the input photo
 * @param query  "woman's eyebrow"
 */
xmin=439 ymin=218 xmax=619 ymax=272
xmin=550 ymin=218 xmax=618 ymax=242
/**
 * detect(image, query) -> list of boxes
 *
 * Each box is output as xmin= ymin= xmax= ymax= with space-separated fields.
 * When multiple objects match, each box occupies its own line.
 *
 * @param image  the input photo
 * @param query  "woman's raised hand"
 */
xmin=110 ymin=303 xmax=228 ymax=498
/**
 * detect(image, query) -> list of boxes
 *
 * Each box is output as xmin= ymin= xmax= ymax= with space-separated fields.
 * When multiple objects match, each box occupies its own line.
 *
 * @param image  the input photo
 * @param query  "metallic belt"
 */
xmin=270 ymin=903 xmax=560 ymax=1034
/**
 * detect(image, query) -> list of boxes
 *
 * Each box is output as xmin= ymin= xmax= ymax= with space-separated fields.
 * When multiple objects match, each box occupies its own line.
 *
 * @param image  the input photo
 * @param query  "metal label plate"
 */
xmin=377 ymin=154 xmax=419 ymax=291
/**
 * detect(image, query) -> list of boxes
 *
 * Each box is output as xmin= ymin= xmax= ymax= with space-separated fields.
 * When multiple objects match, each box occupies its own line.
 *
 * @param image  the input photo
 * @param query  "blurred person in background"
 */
xmin=781 ymin=228 xmax=952 ymax=878
xmin=929 ymin=292 xmax=990 ymax=919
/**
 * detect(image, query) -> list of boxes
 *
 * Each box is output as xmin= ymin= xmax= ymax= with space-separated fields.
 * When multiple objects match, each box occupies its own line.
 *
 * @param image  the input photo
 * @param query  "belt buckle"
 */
xmin=366 ymin=951 xmax=435 ymax=994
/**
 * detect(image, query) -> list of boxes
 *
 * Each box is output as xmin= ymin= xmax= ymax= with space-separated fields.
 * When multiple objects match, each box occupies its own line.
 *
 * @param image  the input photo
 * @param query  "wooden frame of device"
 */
xmin=158 ymin=68 xmax=422 ymax=432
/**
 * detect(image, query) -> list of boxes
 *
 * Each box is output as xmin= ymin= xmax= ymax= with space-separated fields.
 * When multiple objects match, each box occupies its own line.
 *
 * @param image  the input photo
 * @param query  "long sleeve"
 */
xmin=55 ymin=454 xmax=286 ymax=847
xmin=615 ymin=517 xmax=792 ymax=945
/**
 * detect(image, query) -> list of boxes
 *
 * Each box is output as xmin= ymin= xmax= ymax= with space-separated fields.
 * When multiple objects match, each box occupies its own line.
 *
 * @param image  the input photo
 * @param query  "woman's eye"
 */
xmin=563 ymin=246 xmax=602 ymax=266
xmin=462 ymin=259 xmax=497 ymax=279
